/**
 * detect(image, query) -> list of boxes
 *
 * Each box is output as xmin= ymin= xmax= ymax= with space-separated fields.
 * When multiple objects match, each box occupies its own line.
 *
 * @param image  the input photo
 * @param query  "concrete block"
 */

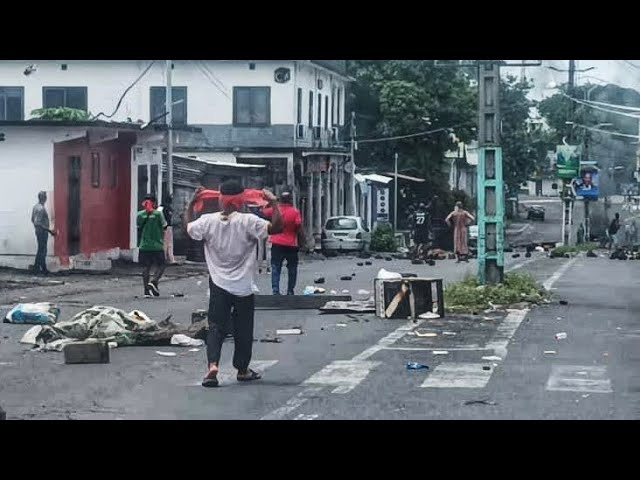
xmin=63 ymin=341 xmax=110 ymax=364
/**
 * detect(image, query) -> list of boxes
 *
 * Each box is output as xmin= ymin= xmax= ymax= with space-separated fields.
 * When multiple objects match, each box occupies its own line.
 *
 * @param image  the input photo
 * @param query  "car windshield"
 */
xmin=325 ymin=218 xmax=358 ymax=230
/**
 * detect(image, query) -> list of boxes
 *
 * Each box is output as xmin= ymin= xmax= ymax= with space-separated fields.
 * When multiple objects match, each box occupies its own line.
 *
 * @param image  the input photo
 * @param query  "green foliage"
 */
xmin=31 ymin=107 xmax=91 ymax=121
xmin=500 ymin=75 xmax=554 ymax=194
xmin=445 ymin=272 xmax=548 ymax=313
xmin=551 ymin=243 xmax=599 ymax=256
xmin=370 ymin=224 xmax=397 ymax=252
xmin=347 ymin=60 xmax=477 ymax=201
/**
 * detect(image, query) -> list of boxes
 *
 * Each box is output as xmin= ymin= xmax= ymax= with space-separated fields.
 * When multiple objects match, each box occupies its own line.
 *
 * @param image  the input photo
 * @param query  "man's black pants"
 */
xmin=34 ymin=228 xmax=48 ymax=273
xmin=207 ymin=278 xmax=254 ymax=372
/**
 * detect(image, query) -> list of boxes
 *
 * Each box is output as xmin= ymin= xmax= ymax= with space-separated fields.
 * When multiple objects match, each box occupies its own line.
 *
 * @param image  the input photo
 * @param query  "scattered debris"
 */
xmin=418 ymin=312 xmax=440 ymax=319
xmin=260 ymin=337 xmax=282 ymax=343
xmin=107 ymin=342 xmax=118 ymax=349
xmin=482 ymin=355 xmax=502 ymax=362
xmin=603 ymin=352 xmax=609 ymax=357
xmin=543 ymin=350 xmax=557 ymax=355
xmin=341 ymin=289 xmax=350 ymax=294
xmin=535 ymin=246 xmax=545 ymax=252
xmin=336 ymin=323 xmax=348 ymax=327
xmin=559 ymin=300 xmax=569 ymax=305
xmin=586 ymin=250 xmax=597 ymax=258
xmin=365 ymin=261 xmax=373 ymax=266
xmin=171 ymin=293 xmax=185 ymax=298
xmin=330 ymin=290 xmax=338 ymax=295
xmin=427 ymin=260 xmax=436 ymax=266
xmin=320 ymin=299 xmax=375 ymax=314
xmin=276 ymin=328 xmax=303 ymax=335
xmin=24 ymin=307 xmax=207 ymax=352
xmin=442 ymin=331 xmax=457 ymax=336
xmin=411 ymin=259 xmax=425 ymax=265
xmin=197 ymin=281 xmax=203 ymax=286
xmin=401 ymin=273 xmax=418 ymax=278
xmin=377 ymin=268 xmax=402 ymax=280
xmin=464 ymin=399 xmax=497 ymax=406
xmin=340 ymin=276 xmax=353 ymax=281
xmin=556 ymin=317 xmax=563 ymax=320
xmin=482 ymin=366 xmax=491 ymax=371
xmin=432 ymin=350 xmax=449 ymax=355
xmin=314 ymin=277 xmax=326 ymax=284
xmin=512 ymin=253 xmax=521 ymax=258
xmin=356 ymin=262 xmax=364 ymax=266
xmin=384 ymin=256 xmax=393 ymax=261
xmin=3 ymin=303 xmax=60 ymax=325
xmin=155 ymin=351 xmax=177 ymax=357
xmin=170 ymin=334 xmax=205 ymax=347
xmin=351 ymin=273 xmax=356 ymax=277
xmin=555 ymin=332 xmax=567 ymax=340
xmin=357 ymin=289 xmax=371 ymax=296
xmin=576 ymin=371 xmax=588 ymax=376
xmin=304 ymin=286 xmax=326 ymax=295
xmin=525 ymin=252 xmax=532 ymax=258
xmin=582 ymin=394 xmax=590 ymax=399
xmin=188 ymin=348 xmax=200 ymax=352
xmin=374 ymin=254 xmax=384 ymax=260
xmin=406 ymin=362 xmax=429 ymax=370
xmin=415 ymin=331 xmax=438 ymax=337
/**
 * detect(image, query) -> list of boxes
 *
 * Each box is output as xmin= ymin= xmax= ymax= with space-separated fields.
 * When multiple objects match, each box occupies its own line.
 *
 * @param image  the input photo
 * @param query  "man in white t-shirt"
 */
xmin=185 ymin=180 xmax=283 ymax=388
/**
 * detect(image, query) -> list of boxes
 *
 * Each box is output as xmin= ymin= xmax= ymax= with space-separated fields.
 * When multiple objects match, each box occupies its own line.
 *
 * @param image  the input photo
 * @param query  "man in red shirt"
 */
xmin=262 ymin=188 xmax=305 ymax=295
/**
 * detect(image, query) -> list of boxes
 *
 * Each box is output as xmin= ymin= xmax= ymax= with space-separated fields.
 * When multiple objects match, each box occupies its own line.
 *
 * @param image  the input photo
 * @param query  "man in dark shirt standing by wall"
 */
xmin=137 ymin=194 xmax=167 ymax=297
xmin=31 ymin=191 xmax=56 ymax=275
xmin=262 ymin=188 xmax=305 ymax=295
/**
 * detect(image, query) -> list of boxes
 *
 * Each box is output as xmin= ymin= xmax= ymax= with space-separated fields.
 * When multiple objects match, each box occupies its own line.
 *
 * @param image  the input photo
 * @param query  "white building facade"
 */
xmin=0 ymin=60 xmax=354 ymax=252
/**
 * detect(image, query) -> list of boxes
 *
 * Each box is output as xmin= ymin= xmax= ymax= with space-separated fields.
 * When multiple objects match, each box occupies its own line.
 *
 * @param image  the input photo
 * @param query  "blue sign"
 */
xmin=574 ymin=169 xmax=599 ymax=200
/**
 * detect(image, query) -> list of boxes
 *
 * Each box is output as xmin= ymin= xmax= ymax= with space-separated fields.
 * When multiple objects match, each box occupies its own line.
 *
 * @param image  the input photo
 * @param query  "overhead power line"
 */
xmin=92 ymin=61 xmax=156 ymax=121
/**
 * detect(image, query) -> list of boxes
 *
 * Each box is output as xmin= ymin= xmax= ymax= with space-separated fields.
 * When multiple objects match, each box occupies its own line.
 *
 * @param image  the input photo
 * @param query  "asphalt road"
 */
xmin=508 ymin=196 xmax=563 ymax=246
xmin=1 ymin=251 xmax=638 ymax=419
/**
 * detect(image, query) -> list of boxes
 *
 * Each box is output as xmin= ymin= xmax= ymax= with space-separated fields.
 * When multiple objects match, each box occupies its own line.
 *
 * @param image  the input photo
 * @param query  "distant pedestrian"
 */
xmin=158 ymin=194 xmax=176 ymax=265
xmin=262 ymin=188 xmax=305 ymax=295
xmin=185 ymin=180 xmax=283 ymax=388
xmin=137 ymin=194 xmax=167 ymax=297
xmin=445 ymin=201 xmax=475 ymax=262
xmin=31 ymin=191 xmax=56 ymax=275
xmin=608 ymin=213 xmax=621 ymax=251
xmin=577 ymin=223 xmax=585 ymax=245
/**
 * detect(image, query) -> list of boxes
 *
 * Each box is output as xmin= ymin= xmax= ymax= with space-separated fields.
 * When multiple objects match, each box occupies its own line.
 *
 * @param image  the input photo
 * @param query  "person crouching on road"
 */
xmin=262 ymin=188 xmax=305 ymax=295
xmin=137 ymin=194 xmax=167 ymax=297
xmin=185 ymin=180 xmax=283 ymax=388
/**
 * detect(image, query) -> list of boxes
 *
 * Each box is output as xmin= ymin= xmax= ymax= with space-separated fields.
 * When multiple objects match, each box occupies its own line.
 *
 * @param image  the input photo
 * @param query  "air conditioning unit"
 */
xmin=313 ymin=126 xmax=322 ymax=140
xmin=296 ymin=124 xmax=306 ymax=139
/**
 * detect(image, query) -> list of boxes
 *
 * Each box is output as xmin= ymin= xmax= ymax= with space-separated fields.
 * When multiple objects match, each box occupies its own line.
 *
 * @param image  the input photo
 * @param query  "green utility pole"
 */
xmin=477 ymin=61 xmax=504 ymax=285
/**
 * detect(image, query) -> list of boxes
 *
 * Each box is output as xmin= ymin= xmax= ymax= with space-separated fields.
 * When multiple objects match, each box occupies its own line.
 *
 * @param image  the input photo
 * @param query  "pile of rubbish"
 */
xmin=18 ymin=305 xmax=206 ymax=352
xmin=4 ymin=303 xmax=60 ymax=325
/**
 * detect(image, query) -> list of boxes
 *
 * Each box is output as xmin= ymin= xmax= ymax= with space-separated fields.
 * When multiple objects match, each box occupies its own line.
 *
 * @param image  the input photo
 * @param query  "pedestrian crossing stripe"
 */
xmin=420 ymin=363 xmax=493 ymax=389
xmin=546 ymin=365 xmax=612 ymax=393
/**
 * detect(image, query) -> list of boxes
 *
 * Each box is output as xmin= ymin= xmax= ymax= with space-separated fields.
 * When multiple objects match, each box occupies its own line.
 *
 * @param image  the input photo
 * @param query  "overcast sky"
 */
xmin=502 ymin=60 xmax=640 ymax=100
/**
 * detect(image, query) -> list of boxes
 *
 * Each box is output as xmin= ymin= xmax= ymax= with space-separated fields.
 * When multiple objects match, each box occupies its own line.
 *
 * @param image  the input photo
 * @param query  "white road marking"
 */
xmin=421 ymin=363 xmax=493 ymax=389
xmin=485 ymin=309 xmax=529 ymax=358
xmin=546 ymin=365 xmax=612 ymax=393
xmin=352 ymin=319 xmax=425 ymax=361
xmin=506 ymin=256 xmax=539 ymax=272
xmin=543 ymin=256 xmax=579 ymax=290
xmin=294 ymin=413 xmax=320 ymax=420
xmin=261 ymin=319 xmax=421 ymax=420
xmin=303 ymin=360 xmax=382 ymax=394
xmin=261 ymin=386 xmax=324 ymax=420
xmin=382 ymin=346 xmax=489 ymax=352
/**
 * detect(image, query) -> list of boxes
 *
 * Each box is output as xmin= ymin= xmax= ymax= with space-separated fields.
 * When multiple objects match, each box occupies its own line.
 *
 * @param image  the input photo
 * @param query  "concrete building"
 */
xmin=0 ymin=60 xmax=355 ymax=259
xmin=0 ymin=120 xmax=175 ymax=270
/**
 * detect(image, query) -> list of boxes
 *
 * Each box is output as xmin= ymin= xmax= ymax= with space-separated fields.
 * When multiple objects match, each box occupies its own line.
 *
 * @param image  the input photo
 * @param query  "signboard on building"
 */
xmin=555 ymin=145 xmax=581 ymax=180
xmin=574 ymin=168 xmax=599 ymax=200
xmin=376 ymin=188 xmax=389 ymax=223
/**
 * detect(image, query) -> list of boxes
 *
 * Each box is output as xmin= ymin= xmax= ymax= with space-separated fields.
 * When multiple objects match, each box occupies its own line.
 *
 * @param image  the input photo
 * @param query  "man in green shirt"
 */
xmin=137 ymin=194 xmax=167 ymax=297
